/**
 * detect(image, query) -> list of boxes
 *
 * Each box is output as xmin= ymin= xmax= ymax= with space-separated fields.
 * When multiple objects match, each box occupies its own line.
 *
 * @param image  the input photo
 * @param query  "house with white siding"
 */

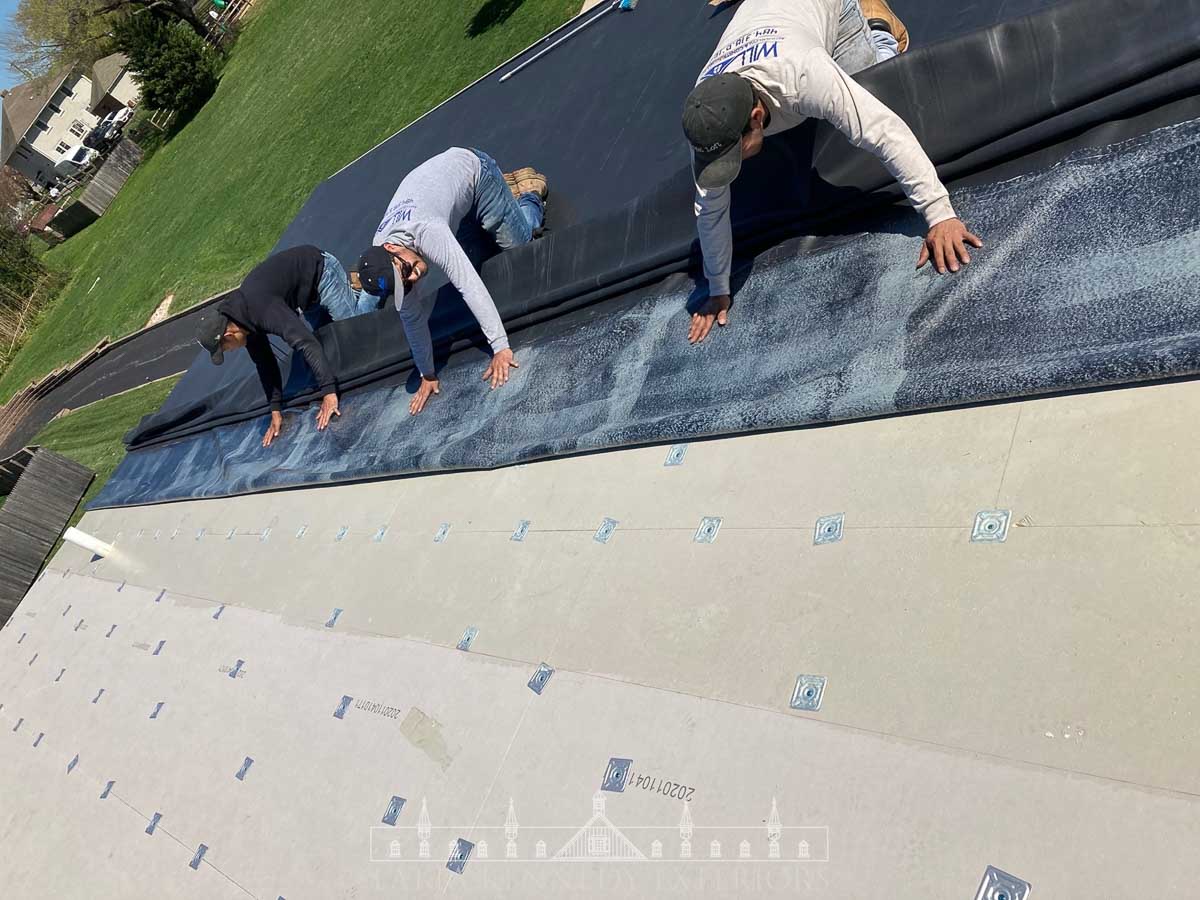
xmin=0 ymin=54 xmax=141 ymax=189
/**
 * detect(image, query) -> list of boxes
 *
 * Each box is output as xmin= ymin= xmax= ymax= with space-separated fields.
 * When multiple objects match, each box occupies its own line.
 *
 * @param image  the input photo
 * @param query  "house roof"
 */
xmin=0 ymin=68 xmax=74 ymax=168
xmin=89 ymin=52 xmax=130 ymax=111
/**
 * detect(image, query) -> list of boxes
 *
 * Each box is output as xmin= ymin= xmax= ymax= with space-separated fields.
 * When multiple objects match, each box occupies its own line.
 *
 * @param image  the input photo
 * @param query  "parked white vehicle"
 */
xmin=52 ymin=144 xmax=100 ymax=178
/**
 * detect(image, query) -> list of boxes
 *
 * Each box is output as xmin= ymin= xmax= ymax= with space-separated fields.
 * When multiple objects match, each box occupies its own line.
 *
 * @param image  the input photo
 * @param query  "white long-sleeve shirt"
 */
xmin=695 ymin=0 xmax=956 ymax=295
xmin=373 ymin=147 xmax=509 ymax=378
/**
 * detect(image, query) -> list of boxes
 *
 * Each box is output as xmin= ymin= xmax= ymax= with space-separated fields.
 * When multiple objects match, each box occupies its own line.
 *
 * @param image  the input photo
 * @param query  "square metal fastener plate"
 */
xmin=664 ymin=444 xmax=688 ymax=466
xmin=694 ymin=516 xmax=722 ymax=543
xmin=511 ymin=520 xmax=531 ymax=542
xmin=790 ymin=674 xmax=827 ymax=711
xmin=974 ymin=865 xmax=1031 ymax=900
xmin=447 ymin=838 xmax=474 ymax=875
xmin=528 ymin=662 xmax=554 ymax=694
xmin=971 ymin=509 xmax=1011 ymax=543
xmin=601 ymin=757 xmax=633 ymax=792
xmin=594 ymin=518 xmax=619 ymax=544
xmin=813 ymin=513 xmax=844 ymax=545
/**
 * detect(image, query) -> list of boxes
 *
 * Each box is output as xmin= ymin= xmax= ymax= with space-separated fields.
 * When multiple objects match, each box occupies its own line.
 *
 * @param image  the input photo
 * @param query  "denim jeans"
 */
xmin=303 ymin=251 xmax=379 ymax=329
xmin=470 ymin=147 xmax=544 ymax=250
xmin=833 ymin=0 xmax=900 ymax=75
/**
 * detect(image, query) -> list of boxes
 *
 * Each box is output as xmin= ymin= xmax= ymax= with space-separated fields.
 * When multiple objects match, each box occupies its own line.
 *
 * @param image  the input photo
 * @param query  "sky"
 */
xmin=0 ymin=0 xmax=22 ymax=92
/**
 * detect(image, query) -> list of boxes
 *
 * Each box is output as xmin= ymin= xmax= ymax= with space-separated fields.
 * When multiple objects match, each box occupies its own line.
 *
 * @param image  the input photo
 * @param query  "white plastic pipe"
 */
xmin=63 ymin=527 xmax=114 ymax=558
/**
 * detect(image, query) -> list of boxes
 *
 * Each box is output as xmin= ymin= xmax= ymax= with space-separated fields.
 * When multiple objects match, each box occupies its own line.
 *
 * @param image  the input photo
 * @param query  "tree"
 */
xmin=113 ymin=12 xmax=220 ymax=115
xmin=96 ymin=1 xmax=209 ymax=41
xmin=0 ymin=0 xmax=213 ymax=81
xmin=0 ymin=0 xmax=112 ymax=80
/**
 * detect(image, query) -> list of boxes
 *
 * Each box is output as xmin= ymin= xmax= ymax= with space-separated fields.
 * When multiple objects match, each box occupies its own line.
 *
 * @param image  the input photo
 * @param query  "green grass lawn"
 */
xmin=28 ymin=375 xmax=182 ymax=528
xmin=0 ymin=0 xmax=579 ymax=402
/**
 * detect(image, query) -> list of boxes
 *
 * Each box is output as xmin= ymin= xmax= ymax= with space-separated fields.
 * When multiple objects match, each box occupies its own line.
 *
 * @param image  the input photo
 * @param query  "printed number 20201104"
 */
xmin=631 ymin=772 xmax=694 ymax=801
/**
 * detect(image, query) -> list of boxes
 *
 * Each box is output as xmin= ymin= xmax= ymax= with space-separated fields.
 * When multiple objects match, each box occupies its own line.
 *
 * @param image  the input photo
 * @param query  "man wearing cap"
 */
xmin=356 ymin=147 xmax=548 ymax=415
xmin=195 ymin=244 xmax=382 ymax=447
xmin=682 ymin=0 xmax=983 ymax=343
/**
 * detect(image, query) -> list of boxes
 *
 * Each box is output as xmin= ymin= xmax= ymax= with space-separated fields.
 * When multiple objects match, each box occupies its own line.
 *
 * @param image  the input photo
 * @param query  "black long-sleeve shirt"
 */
xmin=216 ymin=245 xmax=337 ymax=411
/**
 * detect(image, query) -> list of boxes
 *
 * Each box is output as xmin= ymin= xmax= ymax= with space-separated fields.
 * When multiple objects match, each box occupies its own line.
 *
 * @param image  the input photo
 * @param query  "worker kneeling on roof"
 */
xmin=682 ymin=0 xmax=983 ymax=343
xmin=194 ymin=245 xmax=381 ymax=448
xmin=356 ymin=148 xmax=549 ymax=415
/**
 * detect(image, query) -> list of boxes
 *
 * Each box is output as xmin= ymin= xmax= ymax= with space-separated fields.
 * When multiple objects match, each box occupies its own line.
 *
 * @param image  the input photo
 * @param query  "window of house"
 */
xmin=69 ymin=120 xmax=86 ymax=137
xmin=48 ymin=103 xmax=62 ymax=115
xmin=35 ymin=120 xmax=49 ymax=131
xmin=55 ymin=141 xmax=71 ymax=155
xmin=15 ymin=146 xmax=31 ymax=159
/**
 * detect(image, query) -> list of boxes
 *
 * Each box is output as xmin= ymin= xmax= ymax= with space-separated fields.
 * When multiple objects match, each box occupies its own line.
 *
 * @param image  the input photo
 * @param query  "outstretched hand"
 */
xmin=483 ymin=348 xmax=518 ymax=389
xmin=918 ymin=218 xmax=983 ymax=274
xmin=688 ymin=293 xmax=731 ymax=344
xmin=410 ymin=376 xmax=440 ymax=415
xmin=262 ymin=411 xmax=283 ymax=448
xmin=315 ymin=392 xmax=340 ymax=430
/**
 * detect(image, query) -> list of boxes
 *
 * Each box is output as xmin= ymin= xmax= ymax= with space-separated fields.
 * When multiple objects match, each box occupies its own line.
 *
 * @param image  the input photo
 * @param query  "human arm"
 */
xmin=418 ymin=223 xmax=512 ymax=359
xmin=796 ymin=49 xmax=981 ymax=270
xmin=392 ymin=286 xmax=441 ymax=415
xmin=244 ymin=335 xmax=287 ymax=446
xmin=254 ymin=305 xmax=340 ymax=433
xmin=688 ymin=181 xmax=735 ymax=343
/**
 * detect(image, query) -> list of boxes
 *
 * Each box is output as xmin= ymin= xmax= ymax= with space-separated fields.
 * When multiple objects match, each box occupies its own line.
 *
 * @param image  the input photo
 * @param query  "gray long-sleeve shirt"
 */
xmin=373 ymin=147 xmax=509 ymax=378
xmin=695 ymin=0 xmax=956 ymax=296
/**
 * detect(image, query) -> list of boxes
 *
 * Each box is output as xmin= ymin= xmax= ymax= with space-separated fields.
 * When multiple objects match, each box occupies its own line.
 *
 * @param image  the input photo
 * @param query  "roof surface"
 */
xmin=89 ymin=52 xmax=130 ymax=110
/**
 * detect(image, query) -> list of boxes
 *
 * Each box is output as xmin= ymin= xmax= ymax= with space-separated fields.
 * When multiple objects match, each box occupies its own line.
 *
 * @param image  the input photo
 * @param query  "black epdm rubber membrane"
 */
xmin=96 ymin=0 xmax=1200 ymax=507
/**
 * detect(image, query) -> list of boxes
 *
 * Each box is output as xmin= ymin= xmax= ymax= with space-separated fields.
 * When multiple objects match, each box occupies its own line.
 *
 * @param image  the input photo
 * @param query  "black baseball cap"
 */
xmin=195 ymin=309 xmax=230 ymax=365
xmin=357 ymin=246 xmax=397 ymax=298
xmin=682 ymin=73 xmax=755 ymax=190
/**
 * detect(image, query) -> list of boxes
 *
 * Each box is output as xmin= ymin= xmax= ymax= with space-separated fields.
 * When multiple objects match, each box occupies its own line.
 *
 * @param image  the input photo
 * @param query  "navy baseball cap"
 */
xmin=357 ymin=246 xmax=397 ymax=298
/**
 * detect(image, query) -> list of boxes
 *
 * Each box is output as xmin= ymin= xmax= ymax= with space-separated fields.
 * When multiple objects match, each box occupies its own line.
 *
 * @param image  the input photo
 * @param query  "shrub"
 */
xmin=113 ymin=13 xmax=221 ymax=116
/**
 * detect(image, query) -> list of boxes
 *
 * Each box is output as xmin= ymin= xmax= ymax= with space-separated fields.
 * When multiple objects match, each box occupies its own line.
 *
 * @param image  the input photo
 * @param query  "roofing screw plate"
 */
xmin=790 ymin=674 xmax=827 ymax=712
xmin=813 ymin=513 xmax=844 ymax=545
xmin=372 ymin=525 xmax=388 ymax=543
xmin=511 ymin=520 xmax=531 ymax=542
xmin=971 ymin=509 xmax=1011 ymax=543
xmin=434 ymin=523 xmax=451 ymax=544
xmin=295 ymin=525 xmax=308 ymax=539
xmin=594 ymin=518 xmax=619 ymax=544
xmin=447 ymin=838 xmax=474 ymax=875
xmin=334 ymin=526 xmax=349 ymax=542
xmin=528 ymin=662 xmax=554 ymax=694
xmin=664 ymin=444 xmax=688 ymax=466
xmin=601 ymin=757 xmax=633 ymax=792
xmin=974 ymin=865 xmax=1031 ymax=900
xmin=694 ymin=516 xmax=722 ymax=544
xmin=456 ymin=626 xmax=478 ymax=651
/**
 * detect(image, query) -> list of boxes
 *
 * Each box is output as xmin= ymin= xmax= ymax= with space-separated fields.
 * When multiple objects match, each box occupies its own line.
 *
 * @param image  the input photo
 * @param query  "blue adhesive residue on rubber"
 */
xmin=92 ymin=120 xmax=1200 ymax=509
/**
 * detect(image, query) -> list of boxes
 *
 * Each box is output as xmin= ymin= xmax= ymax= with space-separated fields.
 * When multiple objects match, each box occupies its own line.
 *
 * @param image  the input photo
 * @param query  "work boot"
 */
xmin=859 ymin=0 xmax=909 ymax=53
xmin=504 ymin=166 xmax=548 ymax=200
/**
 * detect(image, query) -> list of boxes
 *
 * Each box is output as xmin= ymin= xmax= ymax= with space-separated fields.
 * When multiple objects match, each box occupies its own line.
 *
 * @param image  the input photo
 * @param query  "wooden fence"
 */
xmin=0 ymin=447 xmax=94 ymax=625
xmin=49 ymin=139 xmax=144 ymax=239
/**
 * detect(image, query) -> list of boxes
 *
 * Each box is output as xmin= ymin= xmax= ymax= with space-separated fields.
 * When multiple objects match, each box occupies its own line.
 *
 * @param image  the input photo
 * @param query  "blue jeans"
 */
xmin=833 ymin=0 xmax=900 ymax=75
xmin=470 ymin=148 xmax=544 ymax=249
xmin=304 ymin=251 xmax=378 ymax=328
